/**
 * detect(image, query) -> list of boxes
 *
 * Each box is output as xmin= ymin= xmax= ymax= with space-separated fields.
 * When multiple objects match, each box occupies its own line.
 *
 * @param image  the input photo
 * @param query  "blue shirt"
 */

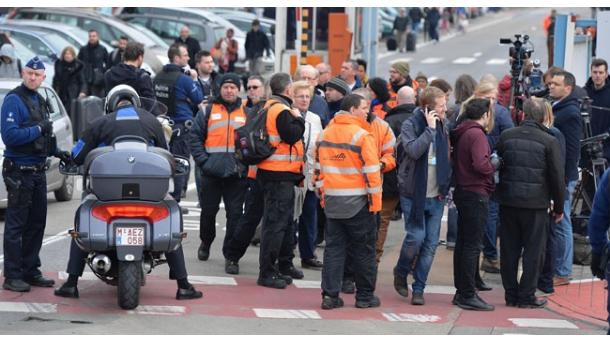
xmin=0 ymin=85 xmax=46 ymax=165
xmin=162 ymin=64 xmax=203 ymax=123
xmin=588 ymin=169 xmax=610 ymax=255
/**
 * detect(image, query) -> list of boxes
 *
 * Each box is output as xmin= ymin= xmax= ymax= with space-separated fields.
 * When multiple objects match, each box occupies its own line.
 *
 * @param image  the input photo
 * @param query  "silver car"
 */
xmin=0 ymin=79 xmax=74 ymax=208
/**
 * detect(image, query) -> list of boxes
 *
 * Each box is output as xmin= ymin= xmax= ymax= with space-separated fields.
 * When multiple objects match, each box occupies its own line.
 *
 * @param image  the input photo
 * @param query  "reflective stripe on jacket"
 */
xmin=314 ymin=111 xmax=382 ymax=212
xmin=369 ymin=115 xmax=397 ymax=173
xmin=257 ymin=99 xmax=304 ymax=174
xmin=204 ymin=102 xmax=247 ymax=153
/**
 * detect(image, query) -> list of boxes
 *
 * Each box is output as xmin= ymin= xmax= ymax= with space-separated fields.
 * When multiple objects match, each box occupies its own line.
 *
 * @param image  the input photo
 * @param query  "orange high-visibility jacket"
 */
xmin=204 ymin=102 xmax=247 ymax=153
xmin=257 ymin=98 xmax=304 ymax=174
xmin=369 ymin=115 xmax=397 ymax=173
xmin=247 ymin=165 xmax=257 ymax=179
xmin=371 ymin=102 xmax=390 ymax=120
xmin=314 ymin=111 xmax=382 ymax=212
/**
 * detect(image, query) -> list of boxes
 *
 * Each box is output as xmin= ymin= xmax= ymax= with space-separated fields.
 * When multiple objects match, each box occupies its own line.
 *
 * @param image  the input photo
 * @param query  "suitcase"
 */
xmin=386 ymin=37 xmax=397 ymax=51
xmin=70 ymin=96 xmax=104 ymax=142
xmin=406 ymin=32 xmax=417 ymax=52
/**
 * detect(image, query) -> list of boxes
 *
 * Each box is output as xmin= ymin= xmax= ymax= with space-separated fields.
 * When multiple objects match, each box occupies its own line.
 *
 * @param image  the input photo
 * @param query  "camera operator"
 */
xmin=585 ymin=58 xmax=610 ymax=160
xmin=549 ymin=70 xmax=583 ymax=286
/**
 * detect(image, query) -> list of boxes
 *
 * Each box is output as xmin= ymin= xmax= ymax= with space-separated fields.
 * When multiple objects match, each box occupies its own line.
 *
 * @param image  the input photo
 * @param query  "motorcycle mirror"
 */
xmin=173 ymin=156 xmax=190 ymax=176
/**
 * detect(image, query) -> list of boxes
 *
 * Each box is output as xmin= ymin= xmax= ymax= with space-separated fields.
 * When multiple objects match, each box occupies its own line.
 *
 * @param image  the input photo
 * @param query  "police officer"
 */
xmin=1 ymin=57 xmax=71 ymax=292
xmin=154 ymin=43 xmax=204 ymax=201
xmin=54 ymin=85 xmax=202 ymax=300
xmin=587 ymin=169 xmax=610 ymax=333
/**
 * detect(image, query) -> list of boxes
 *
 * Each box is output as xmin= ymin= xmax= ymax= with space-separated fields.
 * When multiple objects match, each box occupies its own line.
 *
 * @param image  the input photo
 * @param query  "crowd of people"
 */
xmin=1 ymin=15 xmax=609 ymax=332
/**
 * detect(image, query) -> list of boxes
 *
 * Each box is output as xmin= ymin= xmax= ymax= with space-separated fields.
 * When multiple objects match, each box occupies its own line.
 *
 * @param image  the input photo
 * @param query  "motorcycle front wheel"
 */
xmin=117 ymin=261 xmax=141 ymax=310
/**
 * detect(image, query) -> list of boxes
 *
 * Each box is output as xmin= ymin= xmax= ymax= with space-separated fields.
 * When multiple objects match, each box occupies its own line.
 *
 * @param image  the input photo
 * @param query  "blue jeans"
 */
xmin=394 ymin=196 xmax=445 ymax=293
xmin=553 ymin=180 xmax=576 ymax=277
xmin=482 ymin=199 xmax=499 ymax=260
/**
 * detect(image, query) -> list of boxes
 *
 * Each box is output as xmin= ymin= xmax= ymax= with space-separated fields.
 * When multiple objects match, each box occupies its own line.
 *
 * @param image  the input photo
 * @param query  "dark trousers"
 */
xmin=199 ymin=175 xmax=247 ymax=249
xmin=453 ymin=189 xmax=488 ymax=298
xmin=298 ymin=190 xmax=318 ymax=260
xmin=500 ymin=206 xmax=548 ymax=304
xmin=316 ymin=202 xmax=326 ymax=244
xmin=259 ymin=180 xmax=296 ymax=278
xmin=322 ymin=205 xmax=377 ymax=301
xmin=169 ymin=128 xmax=191 ymax=201
xmin=538 ymin=216 xmax=556 ymax=292
xmin=223 ymin=178 xmax=264 ymax=261
xmin=66 ymin=239 xmax=187 ymax=280
xmin=2 ymin=168 xmax=47 ymax=280
xmin=343 ymin=213 xmax=379 ymax=281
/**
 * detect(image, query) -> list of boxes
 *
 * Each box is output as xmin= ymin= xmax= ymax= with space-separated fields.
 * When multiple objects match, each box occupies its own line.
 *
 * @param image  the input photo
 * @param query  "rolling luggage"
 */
xmin=386 ymin=37 xmax=397 ymax=51
xmin=406 ymin=32 xmax=417 ymax=52
xmin=70 ymin=96 xmax=104 ymax=142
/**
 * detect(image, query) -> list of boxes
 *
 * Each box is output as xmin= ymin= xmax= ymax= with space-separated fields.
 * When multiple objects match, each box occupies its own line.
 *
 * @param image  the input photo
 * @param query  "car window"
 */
xmin=81 ymin=19 xmax=115 ymax=43
xmin=188 ymin=24 xmax=207 ymax=42
xmin=9 ymin=31 xmax=54 ymax=58
xmin=46 ymin=14 xmax=78 ymax=26
xmin=39 ymin=88 xmax=64 ymax=121
xmin=149 ymin=18 xmax=180 ymax=41
xmin=227 ymin=19 xmax=251 ymax=33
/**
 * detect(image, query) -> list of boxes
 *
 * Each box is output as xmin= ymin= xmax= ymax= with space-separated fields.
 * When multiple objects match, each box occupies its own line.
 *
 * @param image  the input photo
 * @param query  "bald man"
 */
xmin=315 ymin=62 xmax=332 ymax=95
xmin=295 ymin=65 xmax=329 ymax=125
xmin=376 ymin=86 xmax=417 ymax=262
xmin=175 ymin=25 xmax=201 ymax=69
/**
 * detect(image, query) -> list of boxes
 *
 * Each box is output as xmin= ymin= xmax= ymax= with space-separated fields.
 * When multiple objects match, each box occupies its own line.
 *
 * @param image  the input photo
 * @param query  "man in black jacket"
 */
xmin=78 ymin=29 xmax=108 ymax=97
xmin=377 ymin=85 xmax=416 ymax=262
xmin=549 ymin=71 xmax=582 ymax=286
xmin=107 ymin=36 xmax=127 ymax=69
xmin=393 ymin=9 xmax=410 ymax=53
xmin=104 ymin=42 xmax=155 ymax=99
xmin=175 ymin=26 xmax=201 ymax=70
xmin=585 ymin=58 xmax=610 ymax=160
xmin=245 ymin=19 xmax=270 ymax=76
xmin=497 ymin=97 xmax=565 ymax=308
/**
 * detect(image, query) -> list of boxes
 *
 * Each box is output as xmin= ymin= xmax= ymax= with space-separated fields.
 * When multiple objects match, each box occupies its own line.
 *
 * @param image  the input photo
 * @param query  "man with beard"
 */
xmin=78 ymin=29 xmax=108 ymax=97
xmin=389 ymin=61 xmax=419 ymax=99
xmin=104 ymin=42 xmax=155 ymax=99
xmin=325 ymin=77 xmax=351 ymax=121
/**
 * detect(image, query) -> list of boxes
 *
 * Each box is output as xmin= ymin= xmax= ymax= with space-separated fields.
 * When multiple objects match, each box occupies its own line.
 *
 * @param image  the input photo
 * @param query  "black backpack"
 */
xmin=234 ymin=101 xmax=278 ymax=165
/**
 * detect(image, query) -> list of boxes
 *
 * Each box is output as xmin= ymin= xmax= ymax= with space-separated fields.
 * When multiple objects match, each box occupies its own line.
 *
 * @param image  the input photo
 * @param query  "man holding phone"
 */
xmin=393 ymin=86 xmax=452 ymax=306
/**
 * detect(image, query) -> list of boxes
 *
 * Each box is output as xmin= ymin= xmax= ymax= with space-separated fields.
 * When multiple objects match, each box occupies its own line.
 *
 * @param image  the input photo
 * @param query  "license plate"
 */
xmin=115 ymin=226 xmax=144 ymax=246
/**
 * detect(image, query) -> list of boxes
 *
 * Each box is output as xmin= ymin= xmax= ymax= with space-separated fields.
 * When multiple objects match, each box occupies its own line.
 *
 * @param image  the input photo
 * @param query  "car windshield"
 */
xmin=40 ymin=32 xmax=75 ymax=53
xmin=116 ymin=19 xmax=168 ymax=49
xmin=8 ymin=38 xmax=52 ymax=63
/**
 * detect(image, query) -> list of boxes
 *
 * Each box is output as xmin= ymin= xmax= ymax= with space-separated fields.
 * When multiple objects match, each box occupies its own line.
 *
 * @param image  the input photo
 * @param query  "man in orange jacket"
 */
xmin=315 ymin=94 xmax=382 ymax=310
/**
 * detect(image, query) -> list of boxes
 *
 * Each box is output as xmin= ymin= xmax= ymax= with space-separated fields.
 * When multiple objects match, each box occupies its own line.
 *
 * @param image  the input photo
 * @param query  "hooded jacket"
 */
xmin=585 ymin=76 xmax=610 ymax=160
xmin=104 ymin=63 xmax=155 ymax=99
xmin=450 ymin=120 xmax=495 ymax=196
xmin=0 ymin=44 xmax=21 ymax=79
xmin=552 ymin=92 xmax=583 ymax=182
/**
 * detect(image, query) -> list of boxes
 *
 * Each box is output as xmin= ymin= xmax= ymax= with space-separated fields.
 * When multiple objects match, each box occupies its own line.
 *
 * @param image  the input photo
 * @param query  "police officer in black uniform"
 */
xmin=154 ymin=43 xmax=204 ymax=201
xmin=54 ymin=85 xmax=202 ymax=300
xmin=1 ymin=57 xmax=71 ymax=292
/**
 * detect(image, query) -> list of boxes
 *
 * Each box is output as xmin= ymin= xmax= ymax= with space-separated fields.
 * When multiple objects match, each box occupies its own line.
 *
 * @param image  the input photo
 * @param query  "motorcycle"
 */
xmin=59 ymin=98 xmax=190 ymax=310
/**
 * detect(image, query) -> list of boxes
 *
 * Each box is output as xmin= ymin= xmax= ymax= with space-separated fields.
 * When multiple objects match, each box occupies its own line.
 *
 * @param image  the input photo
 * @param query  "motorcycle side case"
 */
xmin=75 ymin=195 xmax=183 ymax=260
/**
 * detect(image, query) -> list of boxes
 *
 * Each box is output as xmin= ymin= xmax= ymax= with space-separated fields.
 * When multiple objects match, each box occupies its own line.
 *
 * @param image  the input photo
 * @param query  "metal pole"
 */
xmin=312 ymin=7 xmax=317 ymax=52
xmin=274 ymin=7 xmax=287 ymax=73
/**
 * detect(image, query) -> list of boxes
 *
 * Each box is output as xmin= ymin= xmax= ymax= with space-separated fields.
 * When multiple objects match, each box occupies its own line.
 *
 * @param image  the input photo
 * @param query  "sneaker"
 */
xmin=355 ymin=295 xmax=381 ymax=308
xmin=393 ymin=272 xmax=409 ymax=298
xmin=257 ymin=275 xmax=287 ymax=289
xmin=321 ymin=295 xmax=344 ymax=310
xmin=197 ymin=243 xmax=210 ymax=261
xmin=454 ymin=294 xmax=495 ymax=311
xmin=481 ymin=258 xmax=500 ymax=274
xmin=225 ymin=259 xmax=239 ymax=275
xmin=411 ymin=292 xmax=425 ymax=305
xmin=301 ymin=258 xmax=323 ymax=269
xmin=341 ymin=279 xmax=355 ymax=294
xmin=553 ymin=276 xmax=570 ymax=286
xmin=280 ymin=266 xmax=304 ymax=280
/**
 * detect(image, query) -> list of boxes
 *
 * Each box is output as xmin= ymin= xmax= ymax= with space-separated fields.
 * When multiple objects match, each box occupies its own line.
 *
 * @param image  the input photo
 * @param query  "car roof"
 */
xmin=0 ymin=79 xmax=24 ymax=89
xmin=6 ymin=19 xmax=113 ymax=51
xmin=118 ymin=13 xmax=223 ymax=29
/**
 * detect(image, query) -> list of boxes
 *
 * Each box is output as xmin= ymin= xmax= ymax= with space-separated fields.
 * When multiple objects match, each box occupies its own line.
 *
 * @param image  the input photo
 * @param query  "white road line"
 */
xmin=58 ymin=271 xmax=98 ymax=281
xmin=183 ymin=226 xmax=199 ymax=231
xmin=486 ymin=58 xmax=507 ymax=65
xmin=508 ymin=318 xmax=578 ymax=329
xmin=378 ymin=51 xmax=397 ymax=59
xmin=423 ymin=285 xmax=456 ymax=295
xmin=420 ymin=57 xmax=443 ymax=64
xmin=188 ymin=275 xmax=237 ymax=286
xmin=0 ymin=229 xmax=70 ymax=264
xmin=473 ymin=52 xmax=483 ymax=57
xmin=293 ymin=280 xmax=321 ymax=289
xmin=180 ymin=200 xmax=224 ymax=209
xmin=253 ymin=308 xmax=321 ymax=319
xmin=127 ymin=305 xmax=186 ymax=316
xmin=183 ymin=220 xmax=200 ymax=225
xmin=383 ymin=313 xmax=441 ymax=323
xmin=452 ymin=57 xmax=477 ymax=64
xmin=0 ymin=301 xmax=57 ymax=313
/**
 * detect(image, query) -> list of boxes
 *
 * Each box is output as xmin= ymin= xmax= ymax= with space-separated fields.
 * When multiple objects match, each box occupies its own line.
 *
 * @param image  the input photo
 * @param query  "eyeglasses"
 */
xmin=247 ymin=85 xmax=260 ymax=90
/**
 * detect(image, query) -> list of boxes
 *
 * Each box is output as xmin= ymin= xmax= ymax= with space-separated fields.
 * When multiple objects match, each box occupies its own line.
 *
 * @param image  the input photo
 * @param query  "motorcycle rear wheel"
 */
xmin=117 ymin=261 xmax=141 ymax=310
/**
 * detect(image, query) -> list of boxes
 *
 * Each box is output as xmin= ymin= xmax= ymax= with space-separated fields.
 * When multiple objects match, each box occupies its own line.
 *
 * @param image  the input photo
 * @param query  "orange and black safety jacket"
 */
xmin=314 ymin=111 xmax=382 ymax=213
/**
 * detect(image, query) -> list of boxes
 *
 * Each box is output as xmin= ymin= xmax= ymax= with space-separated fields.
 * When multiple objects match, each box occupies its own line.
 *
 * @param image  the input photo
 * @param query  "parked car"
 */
xmin=9 ymin=8 xmax=169 ymax=73
xmin=118 ymin=14 xmax=224 ymax=55
xmin=0 ymin=24 xmax=73 ymax=61
xmin=208 ymin=9 xmax=276 ymax=50
xmin=0 ymin=32 xmax=55 ymax=83
xmin=117 ymin=7 xmax=275 ymax=75
xmin=0 ymin=78 xmax=75 ymax=207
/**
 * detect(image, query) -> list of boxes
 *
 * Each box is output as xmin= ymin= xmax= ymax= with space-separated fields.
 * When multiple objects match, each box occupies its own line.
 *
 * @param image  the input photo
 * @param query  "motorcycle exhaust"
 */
xmin=91 ymin=254 xmax=111 ymax=274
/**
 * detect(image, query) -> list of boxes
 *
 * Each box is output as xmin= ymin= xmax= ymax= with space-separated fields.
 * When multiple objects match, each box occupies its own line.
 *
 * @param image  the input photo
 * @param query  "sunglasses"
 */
xmin=247 ymin=85 xmax=260 ymax=90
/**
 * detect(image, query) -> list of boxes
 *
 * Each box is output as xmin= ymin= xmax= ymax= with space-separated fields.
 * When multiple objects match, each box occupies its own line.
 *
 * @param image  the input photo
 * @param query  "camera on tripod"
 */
xmin=500 ymin=34 xmax=533 ymax=75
